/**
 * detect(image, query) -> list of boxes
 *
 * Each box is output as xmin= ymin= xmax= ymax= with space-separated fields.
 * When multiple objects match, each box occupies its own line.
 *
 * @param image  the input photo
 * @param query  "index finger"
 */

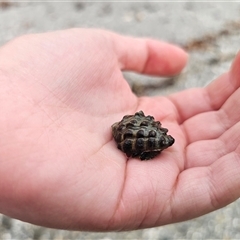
xmin=168 ymin=52 xmax=240 ymax=124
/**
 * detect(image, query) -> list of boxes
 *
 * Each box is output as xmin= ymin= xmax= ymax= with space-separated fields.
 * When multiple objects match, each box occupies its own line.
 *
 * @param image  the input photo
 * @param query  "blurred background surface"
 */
xmin=0 ymin=1 xmax=240 ymax=239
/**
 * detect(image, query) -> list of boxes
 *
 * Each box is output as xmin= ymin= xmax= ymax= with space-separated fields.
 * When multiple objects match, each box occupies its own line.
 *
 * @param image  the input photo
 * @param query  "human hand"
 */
xmin=0 ymin=28 xmax=238 ymax=231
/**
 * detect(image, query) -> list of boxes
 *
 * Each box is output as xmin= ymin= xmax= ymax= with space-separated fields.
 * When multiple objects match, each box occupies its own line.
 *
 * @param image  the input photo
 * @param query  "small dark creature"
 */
xmin=111 ymin=111 xmax=175 ymax=160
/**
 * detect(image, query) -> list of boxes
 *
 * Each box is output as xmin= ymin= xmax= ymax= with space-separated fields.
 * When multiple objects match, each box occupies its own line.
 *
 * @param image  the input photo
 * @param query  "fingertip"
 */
xmin=143 ymin=39 xmax=189 ymax=76
xmin=230 ymin=50 xmax=240 ymax=87
xmin=113 ymin=33 xmax=188 ymax=76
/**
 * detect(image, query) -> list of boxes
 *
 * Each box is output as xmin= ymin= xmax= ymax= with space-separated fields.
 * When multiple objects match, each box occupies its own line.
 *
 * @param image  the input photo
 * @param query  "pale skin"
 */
xmin=0 ymin=28 xmax=240 ymax=231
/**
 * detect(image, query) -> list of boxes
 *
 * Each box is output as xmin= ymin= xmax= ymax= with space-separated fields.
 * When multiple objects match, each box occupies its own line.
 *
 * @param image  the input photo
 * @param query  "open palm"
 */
xmin=0 ymin=29 xmax=239 ymax=231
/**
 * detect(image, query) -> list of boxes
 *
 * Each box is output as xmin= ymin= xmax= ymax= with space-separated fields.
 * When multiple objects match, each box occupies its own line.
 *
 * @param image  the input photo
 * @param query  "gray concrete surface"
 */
xmin=0 ymin=1 xmax=240 ymax=239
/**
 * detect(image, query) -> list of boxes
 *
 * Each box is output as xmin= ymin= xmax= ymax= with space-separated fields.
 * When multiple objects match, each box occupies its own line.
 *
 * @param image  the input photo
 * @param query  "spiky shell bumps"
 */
xmin=111 ymin=111 xmax=175 ymax=160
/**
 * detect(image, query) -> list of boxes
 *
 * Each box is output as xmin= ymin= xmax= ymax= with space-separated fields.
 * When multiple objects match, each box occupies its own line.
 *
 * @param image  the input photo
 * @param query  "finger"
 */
xmin=186 ymin=121 xmax=240 ymax=168
xmin=171 ymin=151 xmax=240 ymax=224
xmin=183 ymin=87 xmax=240 ymax=143
xmin=207 ymin=51 xmax=240 ymax=109
xmin=169 ymin=87 xmax=214 ymax=124
xmin=110 ymin=32 xmax=188 ymax=76
xmin=169 ymin=51 xmax=240 ymax=123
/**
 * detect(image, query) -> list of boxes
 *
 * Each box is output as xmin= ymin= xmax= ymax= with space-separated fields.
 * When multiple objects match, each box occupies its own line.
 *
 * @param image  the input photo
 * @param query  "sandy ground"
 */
xmin=1 ymin=1 xmax=240 ymax=239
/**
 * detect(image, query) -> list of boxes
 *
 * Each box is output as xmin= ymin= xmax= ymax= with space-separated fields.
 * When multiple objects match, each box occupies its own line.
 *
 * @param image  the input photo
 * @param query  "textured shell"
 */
xmin=111 ymin=111 xmax=175 ymax=160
